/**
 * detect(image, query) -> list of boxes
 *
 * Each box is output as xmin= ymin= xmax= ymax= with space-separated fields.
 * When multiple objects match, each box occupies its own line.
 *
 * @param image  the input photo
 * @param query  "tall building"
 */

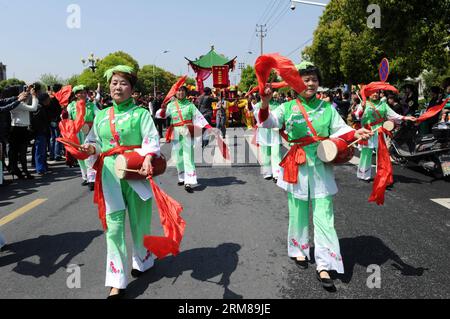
xmin=0 ymin=63 xmax=6 ymax=81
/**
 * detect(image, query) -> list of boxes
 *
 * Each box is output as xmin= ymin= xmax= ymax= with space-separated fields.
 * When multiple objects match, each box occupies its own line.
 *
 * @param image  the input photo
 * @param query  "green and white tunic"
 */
xmin=259 ymin=96 xmax=354 ymax=200
xmin=85 ymin=98 xmax=161 ymax=214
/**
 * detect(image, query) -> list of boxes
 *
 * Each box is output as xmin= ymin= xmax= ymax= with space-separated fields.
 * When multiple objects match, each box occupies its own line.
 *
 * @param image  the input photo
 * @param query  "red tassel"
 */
xmin=255 ymin=54 xmax=306 ymax=95
xmin=53 ymin=85 xmax=72 ymax=107
xmin=162 ymin=76 xmax=188 ymax=108
xmin=144 ymin=178 xmax=186 ymax=259
xmin=58 ymin=100 xmax=88 ymax=160
xmin=416 ymin=98 xmax=449 ymax=124
xmin=369 ymin=127 xmax=393 ymax=205
xmin=279 ymin=145 xmax=306 ymax=184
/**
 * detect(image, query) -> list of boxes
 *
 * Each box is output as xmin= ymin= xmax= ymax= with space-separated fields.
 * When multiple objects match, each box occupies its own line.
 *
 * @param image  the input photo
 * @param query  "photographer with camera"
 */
xmin=0 ymin=87 xmax=30 ymax=185
xmin=9 ymin=85 xmax=38 ymax=180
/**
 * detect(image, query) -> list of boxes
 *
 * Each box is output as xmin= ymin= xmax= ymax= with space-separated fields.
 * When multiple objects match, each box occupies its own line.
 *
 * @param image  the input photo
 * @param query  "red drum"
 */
xmin=383 ymin=120 xmax=395 ymax=132
xmin=317 ymin=138 xmax=354 ymax=164
xmin=114 ymin=152 xmax=167 ymax=180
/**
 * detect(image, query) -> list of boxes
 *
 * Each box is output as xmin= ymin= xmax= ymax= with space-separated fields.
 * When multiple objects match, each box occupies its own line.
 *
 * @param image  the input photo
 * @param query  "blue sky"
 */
xmin=0 ymin=0 xmax=327 ymax=84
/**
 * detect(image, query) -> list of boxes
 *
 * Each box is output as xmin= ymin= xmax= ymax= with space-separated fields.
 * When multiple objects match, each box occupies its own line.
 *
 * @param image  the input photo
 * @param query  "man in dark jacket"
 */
xmin=47 ymin=84 xmax=63 ymax=161
xmin=197 ymin=87 xmax=218 ymax=147
xmin=31 ymin=93 xmax=51 ymax=175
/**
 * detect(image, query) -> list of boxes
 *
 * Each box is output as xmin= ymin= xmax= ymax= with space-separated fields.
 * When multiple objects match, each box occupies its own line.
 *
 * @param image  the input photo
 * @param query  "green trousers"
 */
xmin=260 ymin=144 xmax=281 ymax=178
xmin=173 ymin=134 xmax=197 ymax=185
xmin=357 ymin=147 xmax=375 ymax=180
xmin=105 ymin=180 xmax=153 ymax=289
xmin=287 ymin=193 xmax=344 ymax=274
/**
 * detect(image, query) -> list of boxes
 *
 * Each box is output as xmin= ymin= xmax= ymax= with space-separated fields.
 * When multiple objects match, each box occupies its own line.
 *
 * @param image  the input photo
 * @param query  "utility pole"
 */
xmin=256 ymin=24 xmax=267 ymax=56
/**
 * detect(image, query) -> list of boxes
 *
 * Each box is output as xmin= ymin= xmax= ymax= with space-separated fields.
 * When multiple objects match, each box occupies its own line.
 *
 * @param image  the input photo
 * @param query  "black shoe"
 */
xmin=264 ymin=175 xmax=273 ymax=181
xmin=81 ymin=180 xmax=89 ymax=186
xmin=130 ymin=268 xmax=152 ymax=278
xmin=316 ymin=270 xmax=335 ymax=289
xmin=11 ymin=170 xmax=25 ymax=180
xmin=273 ymin=178 xmax=278 ymax=184
xmin=25 ymin=173 xmax=34 ymax=180
xmin=291 ymin=257 xmax=309 ymax=269
xmin=185 ymin=184 xmax=194 ymax=193
xmin=88 ymin=182 xmax=95 ymax=191
xmin=178 ymin=181 xmax=185 ymax=186
xmin=107 ymin=288 xmax=126 ymax=300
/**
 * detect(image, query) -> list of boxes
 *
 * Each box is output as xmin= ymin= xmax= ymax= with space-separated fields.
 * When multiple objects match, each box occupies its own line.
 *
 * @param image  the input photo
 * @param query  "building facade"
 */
xmin=0 ymin=63 xmax=6 ymax=81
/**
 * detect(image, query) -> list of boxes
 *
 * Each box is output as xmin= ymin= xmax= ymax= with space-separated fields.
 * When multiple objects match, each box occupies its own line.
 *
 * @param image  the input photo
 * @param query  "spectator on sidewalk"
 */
xmin=9 ymin=85 xmax=38 ymax=180
xmin=31 ymin=93 xmax=51 ymax=175
xmin=47 ymin=84 xmax=64 ymax=161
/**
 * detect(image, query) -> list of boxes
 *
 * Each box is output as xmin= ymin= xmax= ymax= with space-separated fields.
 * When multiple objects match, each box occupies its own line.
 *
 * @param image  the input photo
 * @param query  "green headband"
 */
xmin=72 ymin=85 xmax=87 ymax=94
xmin=104 ymin=65 xmax=136 ymax=82
xmin=296 ymin=61 xmax=315 ymax=71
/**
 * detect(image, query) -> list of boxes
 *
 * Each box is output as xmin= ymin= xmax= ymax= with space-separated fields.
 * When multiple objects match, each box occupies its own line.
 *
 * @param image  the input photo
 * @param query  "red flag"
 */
xmin=144 ymin=178 xmax=186 ymax=259
xmin=245 ymin=81 xmax=288 ymax=97
xmin=57 ymin=100 xmax=89 ymax=160
xmin=361 ymin=82 xmax=398 ymax=104
xmin=255 ymin=54 xmax=306 ymax=95
xmin=53 ymin=85 xmax=72 ymax=107
xmin=416 ymin=98 xmax=449 ymax=124
xmin=162 ymin=75 xmax=188 ymax=108
xmin=369 ymin=127 xmax=394 ymax=205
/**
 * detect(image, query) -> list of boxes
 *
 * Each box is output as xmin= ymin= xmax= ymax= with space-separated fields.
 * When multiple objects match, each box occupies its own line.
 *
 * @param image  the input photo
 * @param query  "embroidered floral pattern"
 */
xmin=109 ymin=261 xmax=123 ymax=274
xmin=328 ymin=249 xmax=343 ymax=262
xmin=290 ymin=239 xmax=310 ymax=251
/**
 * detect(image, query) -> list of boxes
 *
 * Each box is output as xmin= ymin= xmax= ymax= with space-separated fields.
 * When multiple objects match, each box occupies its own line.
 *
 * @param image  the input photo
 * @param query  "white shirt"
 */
xmin=10 ymin=96 xmax=38 ymax=127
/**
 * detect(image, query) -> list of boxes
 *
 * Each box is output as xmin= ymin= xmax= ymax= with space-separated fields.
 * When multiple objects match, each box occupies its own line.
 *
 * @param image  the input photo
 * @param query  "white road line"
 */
xmin=431 ymin=198 xmax=450 ymax=210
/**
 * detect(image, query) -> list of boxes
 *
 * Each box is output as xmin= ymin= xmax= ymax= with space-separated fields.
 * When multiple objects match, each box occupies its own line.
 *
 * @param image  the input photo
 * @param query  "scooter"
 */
xmin=389 ymin=121 xmax=450 ymax=179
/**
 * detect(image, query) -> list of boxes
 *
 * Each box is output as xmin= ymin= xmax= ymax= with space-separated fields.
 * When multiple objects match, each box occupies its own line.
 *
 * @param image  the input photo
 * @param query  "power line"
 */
xmin=268 ymin=5 xmax=290 ymax=31
xmin=264 ymin=0 xmax=285 ymax=26
xmin=286 ymin=38 xmax=313 ymax=58
xmin=258 ymin=0 xmax=279 ymax=25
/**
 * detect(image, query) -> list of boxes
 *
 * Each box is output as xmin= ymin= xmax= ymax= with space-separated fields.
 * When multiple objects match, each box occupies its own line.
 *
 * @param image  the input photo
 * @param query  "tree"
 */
xmin=136 ymin=65 xmax=178 ymax=95
xmin=65 ymin=74 xmax=80 ymax=87
xmin=238 ymin=66 xmax=257 ymax=93
xmin=76 ymin=51 xmax=140 ymax=90
xmin=304 ymin=0 xmax=450 ymax=88
xmin=39 ymin=74 xmax=64 ymax=88
xmin=0 ymin=78 xmax=26 ymax=93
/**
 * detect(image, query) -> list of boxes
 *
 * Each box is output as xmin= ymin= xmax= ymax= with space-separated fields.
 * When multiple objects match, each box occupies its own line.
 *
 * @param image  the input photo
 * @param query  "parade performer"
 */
xmin=256 ymin=55 xmax=372 ymax=290
xmin=253 ymin=92 xmax=283 ymax=182
xmin=67 ymin=85 xmax=100 ymax=190
xmin=357 ymin=83 xmax=416 ymax=183
xmin=81 ymin=65 xmax=185 ymax=299
xmin=158 ymin=77 xmax=229 ymax=193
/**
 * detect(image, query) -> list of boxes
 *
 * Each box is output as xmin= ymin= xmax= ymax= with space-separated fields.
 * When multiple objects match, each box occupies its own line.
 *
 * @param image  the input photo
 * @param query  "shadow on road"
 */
xmin=195 ymin=177 xmax=246 ymax=191
xmin=0 ymin=231 xmax=103 ymax=278
xmin=330 ymin=236 xmax=428 ymax=283
xmin=0 ymin=165 xmax=79 ymax=202
xmin=126 ymin=243 xmax=243 ymax=300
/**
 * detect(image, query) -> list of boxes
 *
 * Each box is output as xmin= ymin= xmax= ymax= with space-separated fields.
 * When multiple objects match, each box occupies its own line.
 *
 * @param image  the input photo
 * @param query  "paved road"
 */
xmin=0 ymin=128 xmax=449 ymax=299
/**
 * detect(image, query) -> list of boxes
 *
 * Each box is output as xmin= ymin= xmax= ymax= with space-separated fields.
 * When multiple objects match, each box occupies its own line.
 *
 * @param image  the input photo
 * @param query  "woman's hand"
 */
xmin=355 ymin=128 xmax=373 ymax=141
xmin=139 ymin=155 xmax=153 ymax=177
xmin=17 ymin=92 xmax=29 ymax=102
xmin=260 ymin=84 xmax=273 ymax=109
xmin=80 ymin=144 xmax=96 ymax=155
xmin=404 ymin=116 xmax=417 ymax=122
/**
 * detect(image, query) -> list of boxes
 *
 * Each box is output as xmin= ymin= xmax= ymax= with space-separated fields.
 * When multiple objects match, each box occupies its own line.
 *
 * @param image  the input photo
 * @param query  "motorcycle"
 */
xmin=389 ymin=120 xmax=450 ymax=179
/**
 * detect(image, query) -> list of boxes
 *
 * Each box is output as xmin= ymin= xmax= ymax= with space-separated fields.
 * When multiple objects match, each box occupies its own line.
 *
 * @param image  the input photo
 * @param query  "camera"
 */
xmin=290 ymin=2 xmax=296 ymax=10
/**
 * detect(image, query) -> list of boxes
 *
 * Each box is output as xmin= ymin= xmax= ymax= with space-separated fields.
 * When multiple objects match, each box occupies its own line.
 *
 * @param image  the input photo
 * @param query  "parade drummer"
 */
xmin=67 ymin=85 xmax=100 ymax=190
xmin=253 ymin=91 xmax=283 ymax=182
xmin=159 ymin=85 xmax=213 ymax=194
xmin=81 ymin=65 xmax=161 ymax=299
xmin=257 ymin=61 xmax=372 ymax=290
xmin=356 ymin=83 xmax=416 ymax=182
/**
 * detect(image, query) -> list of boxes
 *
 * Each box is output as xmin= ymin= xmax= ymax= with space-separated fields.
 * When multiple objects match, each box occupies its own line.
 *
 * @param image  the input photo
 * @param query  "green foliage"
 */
xmin=39 ymin=74 xmax=64 ymax=88
xmin=65 ymin=74 xmax=80 ymax=87
xmin=77 ymin=51 xmax=140 ymax=91
xmin=136 ymin=65 xmax=177 ymax=95
xmin=238 ymin=65 xmax=257 ymax=92
xmin=304 ymin=0 xmax=450 ymax=87
xmin=0 ymin=78 xmax=26 ymax=92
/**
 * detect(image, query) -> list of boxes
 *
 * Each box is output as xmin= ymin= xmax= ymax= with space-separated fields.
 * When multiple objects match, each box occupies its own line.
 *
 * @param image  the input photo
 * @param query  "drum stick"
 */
xmin=59 ymin=139 xmax=85 ymax=152
xmin=347 ymin=121 xmax=393 ymax=148
xmin=118 ymin=168 xmax=141 ymax=173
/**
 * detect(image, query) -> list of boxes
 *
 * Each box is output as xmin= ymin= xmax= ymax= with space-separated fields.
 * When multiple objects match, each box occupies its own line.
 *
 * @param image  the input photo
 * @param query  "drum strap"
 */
xmin=279 ymin=100 xmax=327 ymax=184
xmin=367 ymin=101 xmax=384 ymax=125
xmin=109 ymin=107 xmax=121 ymax=146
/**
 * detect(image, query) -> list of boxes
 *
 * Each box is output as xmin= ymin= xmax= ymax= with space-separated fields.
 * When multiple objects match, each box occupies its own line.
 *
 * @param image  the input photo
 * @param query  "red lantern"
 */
xmin=212 ymin=65 xmax=230 ymax=88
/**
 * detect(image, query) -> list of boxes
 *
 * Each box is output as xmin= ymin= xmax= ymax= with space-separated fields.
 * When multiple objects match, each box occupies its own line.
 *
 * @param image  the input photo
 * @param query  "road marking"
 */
xmin=0 ymin=199 xmax=47 ymax=227
xmin=431 ymin=198 xmax=450 ymax=210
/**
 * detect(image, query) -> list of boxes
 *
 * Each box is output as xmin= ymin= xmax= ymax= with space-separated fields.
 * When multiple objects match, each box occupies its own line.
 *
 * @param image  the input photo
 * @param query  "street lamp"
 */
xmin=290 ymin=0 xmax=327 ymax=10
xmin=153 ymin=50 xmax=170 ymax=97
xmin=81 ymin=52 xmax=101 ymax=72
